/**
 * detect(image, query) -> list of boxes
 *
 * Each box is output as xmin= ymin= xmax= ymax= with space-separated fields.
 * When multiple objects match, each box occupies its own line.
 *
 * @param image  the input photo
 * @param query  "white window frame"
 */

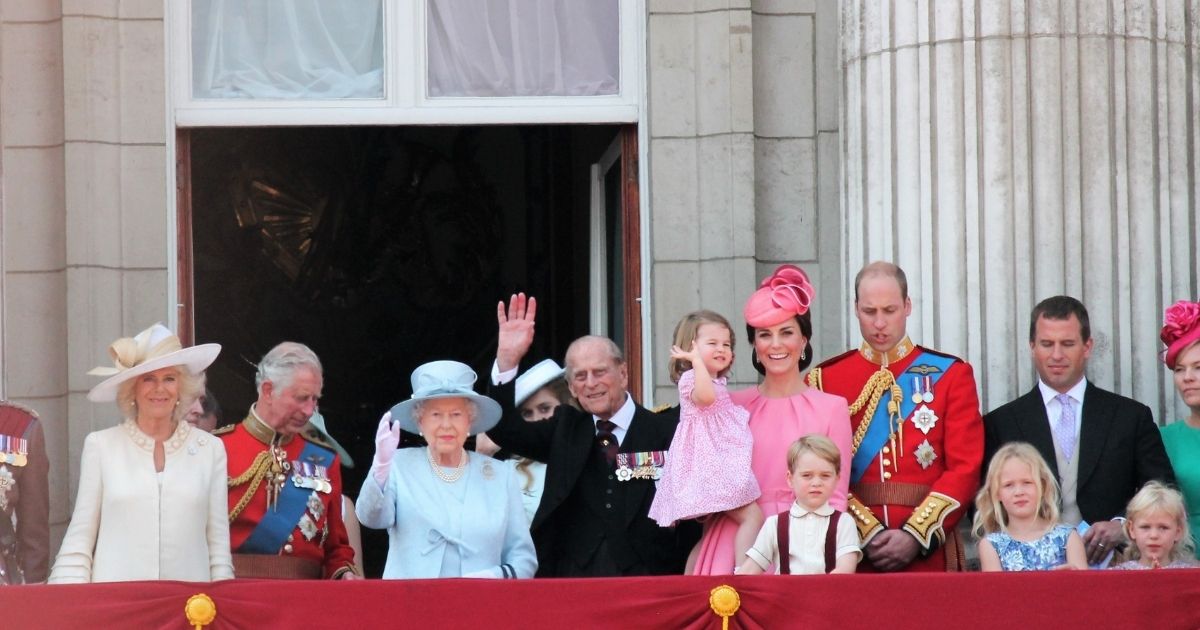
xmin=167 ymin=0 xmax=641 ymax=126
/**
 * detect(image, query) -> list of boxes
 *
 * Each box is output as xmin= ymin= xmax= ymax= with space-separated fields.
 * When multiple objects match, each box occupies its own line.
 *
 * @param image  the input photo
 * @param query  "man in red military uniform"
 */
xmin=807 ymin=262 xmax=983 ymax=571
xmin=0 ymin=402 xmax=48 ymax=584
xmin=217 ymin=342 xmax=359 ymax=579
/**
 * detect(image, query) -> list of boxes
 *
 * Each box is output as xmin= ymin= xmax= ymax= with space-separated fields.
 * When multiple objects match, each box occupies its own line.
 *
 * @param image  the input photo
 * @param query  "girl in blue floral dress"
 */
xmin=973 ymin=442 xmax=1088 ymax=571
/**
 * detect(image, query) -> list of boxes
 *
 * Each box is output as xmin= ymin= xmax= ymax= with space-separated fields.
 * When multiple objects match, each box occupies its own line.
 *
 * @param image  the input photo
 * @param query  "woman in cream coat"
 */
xmin=50 ymin=324 xmax=233 ymax=583
xmin=358 ymin=360 xmax=536 ymax=579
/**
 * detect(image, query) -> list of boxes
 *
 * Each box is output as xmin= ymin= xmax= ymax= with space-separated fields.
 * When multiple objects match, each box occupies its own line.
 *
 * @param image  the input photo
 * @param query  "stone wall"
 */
xmin=646 ymin=0 xmax=843 ymax=405
xmin=1 ymin=0 xmax=169 ymax=550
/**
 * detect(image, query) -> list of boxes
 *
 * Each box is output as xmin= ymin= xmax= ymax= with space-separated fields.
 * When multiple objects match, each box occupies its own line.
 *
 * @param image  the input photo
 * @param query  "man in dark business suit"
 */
xmin=984 ymin=296 xmax=1174 ymax=563
xmin=485 ymin=293 xmax=691 ymax=576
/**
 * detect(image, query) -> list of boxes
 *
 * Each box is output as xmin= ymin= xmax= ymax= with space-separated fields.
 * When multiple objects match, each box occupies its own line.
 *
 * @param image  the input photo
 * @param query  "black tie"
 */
xmin=595 ymin=419 xmax=619 ymax=465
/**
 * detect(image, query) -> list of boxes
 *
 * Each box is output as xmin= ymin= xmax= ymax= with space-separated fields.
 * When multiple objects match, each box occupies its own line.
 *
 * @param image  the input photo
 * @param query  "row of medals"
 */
xmin=0 ymin=436 xmax=27 ymax=467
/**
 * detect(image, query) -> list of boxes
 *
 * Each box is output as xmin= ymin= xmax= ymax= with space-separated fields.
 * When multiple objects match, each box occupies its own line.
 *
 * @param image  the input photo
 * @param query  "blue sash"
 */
xmin=239 ymin=440 xmax=333 ymax=554
xmin=850 ymin=351 xmax=956 ymax=483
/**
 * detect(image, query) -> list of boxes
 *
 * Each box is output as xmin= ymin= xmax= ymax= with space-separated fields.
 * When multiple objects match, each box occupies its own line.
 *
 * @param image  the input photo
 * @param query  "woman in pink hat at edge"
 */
xmin=1158 ymin=299 xmax=1200 ymax=560
xmin=690 ymin=264 xmax=853 ymax=575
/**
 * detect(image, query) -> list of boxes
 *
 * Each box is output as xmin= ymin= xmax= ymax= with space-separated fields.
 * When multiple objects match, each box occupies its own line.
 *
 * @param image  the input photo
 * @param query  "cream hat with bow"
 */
xmin=86 ymin=323 xmax=221 ymax=402
xmin=389 ymin=360 xmax=502 ymax=436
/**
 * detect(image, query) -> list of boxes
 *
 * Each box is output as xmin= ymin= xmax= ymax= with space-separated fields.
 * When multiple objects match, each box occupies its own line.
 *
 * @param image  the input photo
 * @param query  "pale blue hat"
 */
xmin=389 ymin=360 xmax=502 ymax=436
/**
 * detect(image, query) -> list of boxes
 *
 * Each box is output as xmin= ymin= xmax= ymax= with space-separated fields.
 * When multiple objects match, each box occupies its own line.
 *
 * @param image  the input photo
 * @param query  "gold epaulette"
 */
xmin=651 ymin=403 xmax=676 ymax=414
xmin=902 ymin=492 xmax=960 ymax=549
xmin=846 ymin=494 xmax=885 ymax=544
xmin=211 ymin=423 xmax=236 ymax=436
xmin=805 ymin=367 xmax=823 ymax=391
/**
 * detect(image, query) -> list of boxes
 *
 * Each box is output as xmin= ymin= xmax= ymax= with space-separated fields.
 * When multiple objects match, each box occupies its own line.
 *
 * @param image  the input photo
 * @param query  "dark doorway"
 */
xmin=183 ymin=124 xmax=628 ymax=576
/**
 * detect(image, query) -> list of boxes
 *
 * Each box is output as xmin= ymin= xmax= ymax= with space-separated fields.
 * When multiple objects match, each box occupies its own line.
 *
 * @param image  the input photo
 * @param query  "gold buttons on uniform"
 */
xmin=284 ymin=544 xmax=294 ymax=554
xmin=883 ymin=472 xmax=892 ymax=479
xmin=883 ymin=446 xmax=890 ymax=454
xmin=882 ymin=459 xmax=891 ymax=467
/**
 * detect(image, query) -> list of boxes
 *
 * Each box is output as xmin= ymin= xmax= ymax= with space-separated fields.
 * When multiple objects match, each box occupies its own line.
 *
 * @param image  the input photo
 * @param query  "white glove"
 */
xmin=371 ymin=412 xmax=401 ymax=487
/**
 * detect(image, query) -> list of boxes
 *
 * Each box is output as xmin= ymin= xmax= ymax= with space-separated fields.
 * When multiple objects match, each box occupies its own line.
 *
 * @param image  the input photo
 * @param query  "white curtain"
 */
xmin=192 ymin=0 xmax=384 ymax=100
xmin=427 ymin=0 xmax=619 ymax=97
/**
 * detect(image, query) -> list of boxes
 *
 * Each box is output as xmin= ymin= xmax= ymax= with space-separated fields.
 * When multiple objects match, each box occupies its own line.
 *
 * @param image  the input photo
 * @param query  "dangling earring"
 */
xmin=174 ymin=400 xmax=180 ymax=407
xmin=800 ymin=347 xmax=808 ymax=361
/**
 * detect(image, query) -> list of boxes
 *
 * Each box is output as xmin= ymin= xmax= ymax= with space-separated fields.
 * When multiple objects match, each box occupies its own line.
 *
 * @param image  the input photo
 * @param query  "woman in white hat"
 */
xmin=489 ymin=358 xmax=576 ymax=524
xmin=356 ymin=360 xmax=536 ymax=579
xmin=49 ymin=324 xmax=233 ymax=583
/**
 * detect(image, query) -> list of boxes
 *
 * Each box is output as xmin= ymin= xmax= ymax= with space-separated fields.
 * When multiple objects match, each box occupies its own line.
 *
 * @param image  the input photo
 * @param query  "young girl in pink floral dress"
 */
xmin=650 ymin=310 xmax=763 ymax=570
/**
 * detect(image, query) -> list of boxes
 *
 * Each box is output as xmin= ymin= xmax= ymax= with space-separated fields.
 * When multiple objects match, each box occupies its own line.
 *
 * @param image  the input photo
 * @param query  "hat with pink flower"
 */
xmin=743 ymin=264 xmax=816 ymax=328
xmin=1160 ymin=300 xmax=1200 ymax=369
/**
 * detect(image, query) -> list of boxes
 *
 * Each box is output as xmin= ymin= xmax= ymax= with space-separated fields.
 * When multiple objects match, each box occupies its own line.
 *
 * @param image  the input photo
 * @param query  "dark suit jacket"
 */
xmin=983 ymin=382 xmax=1174 ymax=523
xmin=486 ymin=379 xmax=691 ymax=576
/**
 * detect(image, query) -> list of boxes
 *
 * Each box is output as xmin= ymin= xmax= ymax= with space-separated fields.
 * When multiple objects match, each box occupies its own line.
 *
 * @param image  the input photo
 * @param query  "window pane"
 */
xmin=427 ymin=0 xmax=619 ymax=97
xmin=192 ymin=0 xmax=384 ymax=100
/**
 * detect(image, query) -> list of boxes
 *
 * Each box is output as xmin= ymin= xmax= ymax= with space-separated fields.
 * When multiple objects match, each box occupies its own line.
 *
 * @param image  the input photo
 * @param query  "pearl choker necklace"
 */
xmin=428 ymin=447 xmax=467 ymax=483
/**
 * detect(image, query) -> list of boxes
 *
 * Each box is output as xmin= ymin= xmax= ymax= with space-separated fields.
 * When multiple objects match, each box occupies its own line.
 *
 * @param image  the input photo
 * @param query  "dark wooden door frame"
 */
xmin=618 ymin=125 xmax=643 ymax=403
xmin=176 ymin=129 xmax=195 ymax=346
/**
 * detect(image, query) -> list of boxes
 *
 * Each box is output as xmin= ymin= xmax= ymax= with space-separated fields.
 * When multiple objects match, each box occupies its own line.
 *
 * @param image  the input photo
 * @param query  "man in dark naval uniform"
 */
xmin=485 ymin=293 xmax=693 ymax=576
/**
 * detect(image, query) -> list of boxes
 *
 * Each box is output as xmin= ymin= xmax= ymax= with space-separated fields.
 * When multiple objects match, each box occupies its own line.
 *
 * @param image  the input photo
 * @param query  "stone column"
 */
xmin=841 ymin=0 xmax=1200 ymax=419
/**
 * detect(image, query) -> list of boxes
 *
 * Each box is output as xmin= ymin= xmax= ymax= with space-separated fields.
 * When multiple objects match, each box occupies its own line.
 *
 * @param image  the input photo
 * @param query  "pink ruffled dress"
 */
xmin=649 ymin=370 xmax=760 ymax=526
xmin=691 ymin=385 xmax=852 ymax=575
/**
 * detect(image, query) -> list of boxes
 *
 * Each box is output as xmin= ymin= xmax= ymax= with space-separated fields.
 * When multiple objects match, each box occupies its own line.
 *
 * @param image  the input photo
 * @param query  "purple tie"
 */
xmin=596 ymin=419 xmax=619 ymax=465
xmin=1054 ymin=393 xmax=1077 ymax=461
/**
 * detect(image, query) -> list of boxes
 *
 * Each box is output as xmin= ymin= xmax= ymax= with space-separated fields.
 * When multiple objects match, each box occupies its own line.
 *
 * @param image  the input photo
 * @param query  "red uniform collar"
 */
xmin=858 ymin=336 xmax=915 ymax=367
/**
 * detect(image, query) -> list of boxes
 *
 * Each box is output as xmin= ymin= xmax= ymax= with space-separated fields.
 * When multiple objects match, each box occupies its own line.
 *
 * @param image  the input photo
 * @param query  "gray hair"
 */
xmin=256 ymin=342 xmax=323 ymax=396
xmin=411 ymin=398 xmax=480 ymax=425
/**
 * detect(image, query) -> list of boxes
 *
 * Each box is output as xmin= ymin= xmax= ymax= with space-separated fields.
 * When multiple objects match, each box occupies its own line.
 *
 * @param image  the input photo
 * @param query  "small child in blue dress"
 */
xmin=973 ymin=442 xmax=1087 ymax=571
xmin=1111 ymin=481 xmax=1197 ymax=570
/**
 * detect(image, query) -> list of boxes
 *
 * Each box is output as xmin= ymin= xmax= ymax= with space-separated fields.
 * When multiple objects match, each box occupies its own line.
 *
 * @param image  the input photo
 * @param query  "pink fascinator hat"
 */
xmin=743 ymin=264 xmax=816 ymax=328
xmin=1161 ymin=300 xmax=1200 ymax=369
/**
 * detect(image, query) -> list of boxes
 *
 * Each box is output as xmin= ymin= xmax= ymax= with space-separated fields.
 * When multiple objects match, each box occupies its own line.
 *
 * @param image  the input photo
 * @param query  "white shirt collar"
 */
xmin=789 ymin=501 xmax=835 ymax=518
xmin=597 ymin=393 xmax=635 ymax=431
xmin=1037 ymin=377 xmax=1088 ymax=406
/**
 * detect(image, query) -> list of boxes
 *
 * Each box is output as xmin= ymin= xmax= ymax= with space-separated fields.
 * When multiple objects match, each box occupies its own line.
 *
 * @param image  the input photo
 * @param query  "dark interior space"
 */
xmin=188 ymin=124 xmax=621 ymax=576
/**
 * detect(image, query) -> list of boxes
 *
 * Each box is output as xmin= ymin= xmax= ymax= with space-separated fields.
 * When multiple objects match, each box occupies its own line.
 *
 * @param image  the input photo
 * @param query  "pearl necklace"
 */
xmin=428 ymin=447 xmax=467 ymax=483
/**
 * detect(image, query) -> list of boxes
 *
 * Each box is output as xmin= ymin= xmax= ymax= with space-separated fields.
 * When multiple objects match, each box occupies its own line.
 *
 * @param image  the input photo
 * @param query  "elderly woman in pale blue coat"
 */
xmin=357 ymin=360 xmax=536 ymax=578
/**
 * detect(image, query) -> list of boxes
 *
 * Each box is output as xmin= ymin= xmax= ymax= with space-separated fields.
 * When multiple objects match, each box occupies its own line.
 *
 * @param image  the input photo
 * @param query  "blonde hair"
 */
xmin=786 ymin=434 xmax=841 ymax=474
xmin=1123 ymin=481 xmax=1195 ymax=563
xmin=116 ymin=367 xmax=206 ymax=425
xmin=669 ymin=310 xmax=735 ymax=382
xmin=972 ymin=442 xmax=1061 ymax=537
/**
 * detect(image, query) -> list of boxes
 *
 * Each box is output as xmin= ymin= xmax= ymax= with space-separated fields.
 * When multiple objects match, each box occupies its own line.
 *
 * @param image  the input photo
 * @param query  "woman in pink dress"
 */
xmin=692 ymin=264 xmax=853 ymax=575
